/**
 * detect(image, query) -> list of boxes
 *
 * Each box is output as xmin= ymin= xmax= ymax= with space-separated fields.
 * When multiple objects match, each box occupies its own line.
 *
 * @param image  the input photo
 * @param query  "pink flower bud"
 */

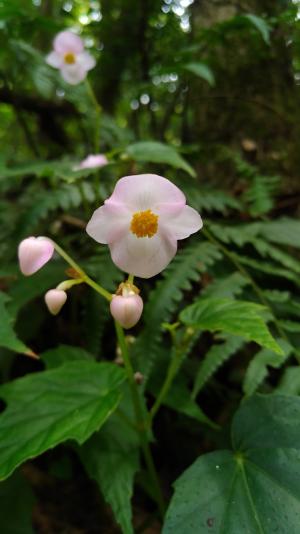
xmin=110 ymin=294 xmax=143 ymax=329
xmin=18 ymin=237 xmax=54 ymax=276
xmin=73 ymin=154 xmax=108 ymax=171
xmin=45 ymin=289 xmax=67 ymax=316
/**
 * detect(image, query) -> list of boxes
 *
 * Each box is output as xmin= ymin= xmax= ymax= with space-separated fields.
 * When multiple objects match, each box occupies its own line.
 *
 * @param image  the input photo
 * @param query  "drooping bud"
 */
xmin=110 ymin=293 xmax=143 ymax=329
xmin=45 ymin=289 xmax=67 ymax=316
xmin=18 ymin=237 xmax=54 ymax=276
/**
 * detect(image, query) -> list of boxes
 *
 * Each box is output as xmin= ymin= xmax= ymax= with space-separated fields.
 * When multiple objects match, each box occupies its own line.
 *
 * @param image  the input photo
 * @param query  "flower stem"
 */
xmin=127 ymin=273 xmax=134 ymax=284
xmin=114 ymin=321 xmax=166 ymax=518
xmin=85 ymin=79 xmax=101 ymax=152
xmin=85 ymin=79 xmax=102 ymax=202
xmin=53 ymin=242 xmax=112 ymax=301
xmin=149 ymin=329 xmax=190 ymax=423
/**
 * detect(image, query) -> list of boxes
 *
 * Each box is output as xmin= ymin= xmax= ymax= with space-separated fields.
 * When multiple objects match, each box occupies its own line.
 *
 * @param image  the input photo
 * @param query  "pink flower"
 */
xmin=46 ymin=30 xmax=96 ymax=85
xmin=73 ymin=154 xmax=108 ymax=171
xmin=110 ymin=294 xmax=143 ymax=329
xmin=45 ymin=289 xmax=67 ymax=315
xmin=86 ymin=174 xmax=203 ymax=278
xmin=18 ymin=237 xmax=54 ymax=276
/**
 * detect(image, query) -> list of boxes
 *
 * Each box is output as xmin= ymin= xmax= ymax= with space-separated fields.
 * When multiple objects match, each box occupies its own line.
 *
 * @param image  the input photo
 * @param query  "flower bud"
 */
xmin=18 ymin=237 xmax=54 ymax=276
xmin=110 ymin=294 xmax=143 ymax=329
xmin=45 ymin=289 xmax=67 ymax=316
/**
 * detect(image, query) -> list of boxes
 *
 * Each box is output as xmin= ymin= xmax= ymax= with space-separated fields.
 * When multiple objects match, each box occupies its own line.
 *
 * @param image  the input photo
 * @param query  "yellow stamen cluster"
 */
xmin=64 ymin=52 xmax=76 ymax=64
xmin=130 ymin=209 xmax=158 ymax=238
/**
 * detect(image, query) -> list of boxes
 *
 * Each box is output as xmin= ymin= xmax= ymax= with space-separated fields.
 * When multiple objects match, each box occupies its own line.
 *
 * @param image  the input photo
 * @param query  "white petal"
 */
xmin=54 ymin=31 xmax=84 ymax=54
xmin=161 ymin=205 xmax=203 ymax=240
xmin=86 ymin=205 xmax=130 ymax=244
xmin=46 ymin=51 xmax=63 ymax=68
xmin=77 ymin=51 xmax=96 ymax=71
xmin=60 ymin=64 xmax=87 ymax=85
xmin=108 ymin=174 xmax=185 ymax=212
xmin=109 ymin=232 xmax=177 ymax=278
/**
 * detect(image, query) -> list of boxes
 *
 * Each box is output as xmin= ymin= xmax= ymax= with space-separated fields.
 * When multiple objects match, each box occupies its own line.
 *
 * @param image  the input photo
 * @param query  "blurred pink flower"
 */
xmin=45 ymin=289 xmax=67 ymax=315
xmin=86 ymin=174 xmax=203 ymax=278
xmin=46 ymin=30 xmax=96 ymax=85
xmin=18 ymin=237 xmax=54 ymax=276
xmin=73 ymin=154 xmax=108 ymax=171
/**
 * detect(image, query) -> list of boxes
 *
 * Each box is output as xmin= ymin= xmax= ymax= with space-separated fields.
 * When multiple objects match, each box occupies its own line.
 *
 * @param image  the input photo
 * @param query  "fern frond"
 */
xmin=243 ymin=339 xmax=292 ymax=396
xmin=201 ymin=272 xmax=249 ymax=299
xmin=134 ymin=241 xmax=222 ymax=385
xmin=230 ymin=151 xmax=280 ymax=216
xmin=191 ymin=335 xmax=245 ymax=399
xmin=15 ymin=183 xmax=96 ymax=239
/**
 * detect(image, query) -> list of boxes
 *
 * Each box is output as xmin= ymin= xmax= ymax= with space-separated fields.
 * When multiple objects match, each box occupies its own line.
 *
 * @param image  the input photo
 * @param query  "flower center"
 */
xmin=130 ymin=209 xmax=158 ymax=238
xmin=64 ymin=52 xmax=76 ymax=64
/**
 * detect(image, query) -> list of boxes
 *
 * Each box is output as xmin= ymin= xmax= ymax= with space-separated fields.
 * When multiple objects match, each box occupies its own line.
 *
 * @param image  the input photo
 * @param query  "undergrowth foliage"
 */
xmin=1 ymin=1 xmax=300 ymax=532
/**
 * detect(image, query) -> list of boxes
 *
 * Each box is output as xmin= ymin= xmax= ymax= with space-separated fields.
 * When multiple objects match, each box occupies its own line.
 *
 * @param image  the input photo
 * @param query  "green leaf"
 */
xmin=125 ymin=141 xmax=196 ymax=177
xmin=184 ymin=63 xmax=215 ymax=86
xmin=259 ymin=218 xmax=300 ymax=248
xmin=277 ymin=367 xmax=300 ymax=395
xmin=192 ymin=335 xmax=245 ymax=398
xmin=79 ymin=391 xmax=139 ymax=534
xmin=180 ymin=298 xmax=282 ymax=354
xmin=201 ymin=272 xmax=249 ymax=299
xmin=163 ymin=394 xmax=300 ymax=533
xmin=0 ymin=292 xmax=34 ymax=356
xmin=0 ymin=471 xmax=35 ymax=533
xmin=41 ymin=344 xmax=93 ymax=369
xmin=0 ymin=361 xmax=125 ymax=480
xmin=243 ymin=14 xmax=271 ymax=45
xmin=243 ymin=339 xmax=292 ymax=396
xmin=161 ymin=376 xmax=218 ymax=429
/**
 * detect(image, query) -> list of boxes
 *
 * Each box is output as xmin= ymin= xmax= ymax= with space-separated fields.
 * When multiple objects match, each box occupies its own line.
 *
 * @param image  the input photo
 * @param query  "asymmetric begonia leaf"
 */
xmin=0 ymin=361 xmax=125 ymax=480
xmin=163 ymin=394 xmax=300 ymax=533
xmin=180 ymin=298 xmax=282 ymax=354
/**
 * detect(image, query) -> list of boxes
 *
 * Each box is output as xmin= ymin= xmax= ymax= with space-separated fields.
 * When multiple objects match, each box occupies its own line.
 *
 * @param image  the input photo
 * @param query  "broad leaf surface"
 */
xmin=126 ymin=141 xmax=196 ymax=177
xmin=41 ymin=344 xmax=93 ymax=369
xmin=180 ymin=298 xmax=282 ymax=354
xmin=163 ymin=394 xmax=300 ymax=533
xmin=0 ymin=361 xmax=125 ymax=480
xmin=79 ymin=390 xmax=140 ymax=534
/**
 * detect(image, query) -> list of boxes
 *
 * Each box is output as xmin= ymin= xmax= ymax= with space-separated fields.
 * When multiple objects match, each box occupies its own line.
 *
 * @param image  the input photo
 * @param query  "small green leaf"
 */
xmin=180 ymin=298 xmax=282 ymax=354
xmin=0 ymin=361 xmax=125 ymax=480
xmin=163 ymin=394 xmax=300 ymax=533
xmin=184 ymin=62 xmax=215 ymax=86
xmin=161 ymin=377 xmax=218 ymax=429
xmin=243 ymin=14 xmax=271 ymax=44
xmin=243 ymin=339 xmax=292 ymax=396
xmin=125 ymin=141 xmax=196 ymax=177
xmin=0 ymin=292 xmax=33 ymax=356
xmin=0 ymin=471 xmax=35 ymax=533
